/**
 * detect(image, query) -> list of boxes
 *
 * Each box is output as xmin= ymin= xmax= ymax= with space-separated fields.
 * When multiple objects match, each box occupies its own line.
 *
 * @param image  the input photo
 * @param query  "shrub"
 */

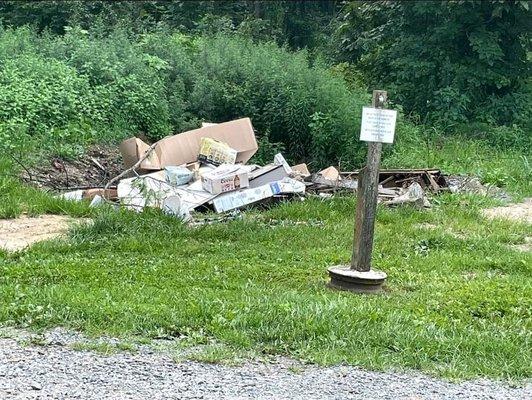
xmin=183 ymin=36 xmax=369 ymax=166
xmin=0 ymin=55 xmax=94 ymax=135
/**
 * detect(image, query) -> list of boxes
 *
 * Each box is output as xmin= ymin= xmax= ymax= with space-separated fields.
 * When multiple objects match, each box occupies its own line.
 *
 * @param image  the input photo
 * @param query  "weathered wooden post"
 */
xmin=328 ymin=90 xmax=396 ymax=293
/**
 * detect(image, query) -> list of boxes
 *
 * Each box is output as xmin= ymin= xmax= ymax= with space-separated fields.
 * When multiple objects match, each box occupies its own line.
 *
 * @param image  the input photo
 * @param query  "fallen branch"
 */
xmin=103 ymin=143 xmax=157 ymax=202
xmin=8 ymin=153 xmax=33 ymax=182
xmin=90 ymin=157 xmax=107 ymax=174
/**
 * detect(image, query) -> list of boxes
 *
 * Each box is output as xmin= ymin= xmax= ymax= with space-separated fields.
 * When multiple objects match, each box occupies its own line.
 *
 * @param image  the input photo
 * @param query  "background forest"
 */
xmin=0 ymin=0 xmax=529 ymax=169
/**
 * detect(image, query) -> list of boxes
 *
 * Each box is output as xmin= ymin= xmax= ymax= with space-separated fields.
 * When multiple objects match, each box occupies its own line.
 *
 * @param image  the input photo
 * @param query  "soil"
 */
xmin=512 ymin=236 xmax=531 ymax=253
xmin=0 ymin=215 xmax=87 ymax=252
xmin=20 ymin=145 xmax=124 ymax=192
xmin=482 ymin=198 xmax=532 ymax=224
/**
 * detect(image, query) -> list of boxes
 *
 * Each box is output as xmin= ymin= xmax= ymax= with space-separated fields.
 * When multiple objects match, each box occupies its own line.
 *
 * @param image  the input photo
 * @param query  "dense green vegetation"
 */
xmin=0 ymin=1 xmax=529 ymax=169
xmin=0 ymin=26 xmax=372 ymax=167
xmin=337 ymin=1 xmax=531 ymax=130
xmin=0 ymin=1 xmax=337 ymax=49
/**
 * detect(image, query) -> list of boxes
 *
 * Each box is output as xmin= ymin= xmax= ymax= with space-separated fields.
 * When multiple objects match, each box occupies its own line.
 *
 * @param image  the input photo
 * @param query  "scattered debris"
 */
xmin=18 ymin=118 xmax=508 ymax=225
xmin=448 ymin=175 xmax=510 ymax=201
xmin=318 ymin=166 xmax=340 ymax=182
xmin=119 ymin=118 xmax=258 ymax=170
xmin=0 ymin=215 xmax=88 ymax=252
xmin=260 ymin=218 xmax=325 ymax=228
xmin=291 ymin=163 xmax=310 ymax=178
xmin=213 ymin=177 xmax=305 ymax=213
xmin=308 ymin=166 xmax=357 ymax=192
xmin=482 ymin=198 xmax=532 ymax=224
xmin=383 ymin=182 xmax=431 ymax=208
xmin=20 ymin=145 xmax=123 ymax=191
xmin=59 ymin=188 xmax=117 ymax=202
xmin=340 ymin=169 xmax=448 ymax=192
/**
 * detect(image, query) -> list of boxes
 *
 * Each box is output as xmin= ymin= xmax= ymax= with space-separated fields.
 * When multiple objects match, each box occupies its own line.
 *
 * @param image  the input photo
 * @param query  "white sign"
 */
xmin=360 ymin=107 xmax=397 ymax=143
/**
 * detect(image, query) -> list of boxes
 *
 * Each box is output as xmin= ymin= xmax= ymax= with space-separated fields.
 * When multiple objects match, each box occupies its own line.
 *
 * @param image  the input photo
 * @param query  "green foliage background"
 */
xmin=0 ymin=0 xmax=529 ymax=167
xmin=337 ymin=0 xmax=531 ymax=134
xmin=0 ymin=26 xmax=370 ymax=167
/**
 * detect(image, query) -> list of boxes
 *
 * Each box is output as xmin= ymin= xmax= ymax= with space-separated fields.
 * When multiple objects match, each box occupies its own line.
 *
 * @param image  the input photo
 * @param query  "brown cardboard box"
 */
xmin=120 ymin=118 xmax=258 ymax=170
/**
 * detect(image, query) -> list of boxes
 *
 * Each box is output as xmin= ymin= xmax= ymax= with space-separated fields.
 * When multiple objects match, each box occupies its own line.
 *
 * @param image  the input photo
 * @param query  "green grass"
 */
xmin=0 ymin=137 xmax=530 ymax=380
xmin=0 ymin=189 xmax=530 ymax=380
xmin=0 ymin=158 xmax=93 ymax=219
xmin=69 ymin=341 xmax=138 ymax=355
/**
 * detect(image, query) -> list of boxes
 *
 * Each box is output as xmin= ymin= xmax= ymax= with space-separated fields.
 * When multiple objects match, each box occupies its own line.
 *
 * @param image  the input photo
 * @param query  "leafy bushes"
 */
xmin=179 ymin=36 xmax=368 ymax=165
xmin=337 ymin=1 xmax=531 ymax=130
xmin=0 ymin=26 xmax=371 ymax=168
xmin=0 ymin=55 xmax=93 ymax=134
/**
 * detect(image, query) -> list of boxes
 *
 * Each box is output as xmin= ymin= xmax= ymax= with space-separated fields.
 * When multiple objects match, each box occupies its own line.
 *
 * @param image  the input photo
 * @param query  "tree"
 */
xmin=0 ymin=1 xmax=340 ymax=50
xmin=337 ymin=1 xmax=531 ymax=127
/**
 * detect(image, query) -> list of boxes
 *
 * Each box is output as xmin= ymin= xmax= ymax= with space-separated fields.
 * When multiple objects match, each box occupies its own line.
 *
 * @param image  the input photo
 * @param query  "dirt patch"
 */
xmin=20 ymin=144 xmax=124 ymax=192
xmin=482 ymin=198 xmax=532 ymax=224
xmin=0 ymin=215 xmax=87 ymax=252
xmin=511 ymin=237 xmax=531 ymax=253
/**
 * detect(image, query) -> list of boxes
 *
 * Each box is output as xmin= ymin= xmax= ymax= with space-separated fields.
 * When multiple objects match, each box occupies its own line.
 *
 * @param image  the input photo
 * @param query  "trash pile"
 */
xmin=59 ymin=118 xmax=450 ymax=220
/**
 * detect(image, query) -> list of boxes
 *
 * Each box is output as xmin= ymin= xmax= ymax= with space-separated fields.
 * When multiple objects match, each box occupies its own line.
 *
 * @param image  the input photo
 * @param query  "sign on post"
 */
xmin=327 ymin=90 xmax=394 ymax=293
xmin=360 ymin=107 xmax=397 ymax=144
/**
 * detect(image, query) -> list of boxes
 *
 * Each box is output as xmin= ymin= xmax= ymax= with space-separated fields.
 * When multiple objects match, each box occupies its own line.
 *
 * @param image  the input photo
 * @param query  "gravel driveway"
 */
xmin=0 ymin=329 xmax=529 ymax=400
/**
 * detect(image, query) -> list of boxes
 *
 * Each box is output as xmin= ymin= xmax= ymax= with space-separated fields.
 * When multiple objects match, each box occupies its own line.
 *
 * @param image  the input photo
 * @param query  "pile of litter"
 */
xmin=58 ymin=118 xmax=451 ymax=221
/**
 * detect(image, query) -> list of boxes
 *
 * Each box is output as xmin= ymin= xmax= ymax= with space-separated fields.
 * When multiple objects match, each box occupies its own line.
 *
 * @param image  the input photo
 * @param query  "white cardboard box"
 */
xmin=213 ymin=178 xmax=305 ymax=213
xmin=201 ymin=164 xmax=250 ymax=194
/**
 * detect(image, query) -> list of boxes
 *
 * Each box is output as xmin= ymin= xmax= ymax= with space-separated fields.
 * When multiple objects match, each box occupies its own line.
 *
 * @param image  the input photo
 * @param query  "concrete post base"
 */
xmin=327 ymin=265 xmax=387 ymax=293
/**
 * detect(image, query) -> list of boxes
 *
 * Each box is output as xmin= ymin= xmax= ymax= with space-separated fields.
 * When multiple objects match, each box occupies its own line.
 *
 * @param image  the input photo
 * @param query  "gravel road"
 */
xmin=0 ymin=329 xmax=529 ymax=400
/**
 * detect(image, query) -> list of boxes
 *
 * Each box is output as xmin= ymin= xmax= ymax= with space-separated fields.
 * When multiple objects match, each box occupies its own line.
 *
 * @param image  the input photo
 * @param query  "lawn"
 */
xmin=0 ymin=179 xmax=530 ymax=380
xmin=0 ymin=137 xmax=531 ymax=381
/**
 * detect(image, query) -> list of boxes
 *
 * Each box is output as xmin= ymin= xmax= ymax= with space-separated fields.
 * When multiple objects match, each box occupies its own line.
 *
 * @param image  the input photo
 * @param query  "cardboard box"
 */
xmin=198 ymin=137 xmax=238 ymax=166
xmin=165 ymin=166 xmax=193 ymax=186
xmin=213 ymin=178 xmax=305 ymax=213
xmin=120 ymin=118 xmax=258 ymax=170
xmin=248 ymin=153 xmax=292 ymax=188
xmin=249 ymin=164 xmax=289 ymax=188
xmin=201 ymin=164 xmax=249 ymax=194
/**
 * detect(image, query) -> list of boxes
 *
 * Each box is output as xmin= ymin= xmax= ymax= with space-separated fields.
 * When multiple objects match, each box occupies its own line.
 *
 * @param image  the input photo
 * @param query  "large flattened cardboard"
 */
xmin=120 ymin=118 xmax=258 ymax=170
xmin=213 ymin=178 xmax=305 ymax=213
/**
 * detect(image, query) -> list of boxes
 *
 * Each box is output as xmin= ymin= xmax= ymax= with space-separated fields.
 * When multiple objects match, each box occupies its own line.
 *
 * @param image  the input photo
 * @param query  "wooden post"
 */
xmin=327 ymin=89 xmax=391 ymax=293
xmin=351 ymin=90 xmax=387 ymax=272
